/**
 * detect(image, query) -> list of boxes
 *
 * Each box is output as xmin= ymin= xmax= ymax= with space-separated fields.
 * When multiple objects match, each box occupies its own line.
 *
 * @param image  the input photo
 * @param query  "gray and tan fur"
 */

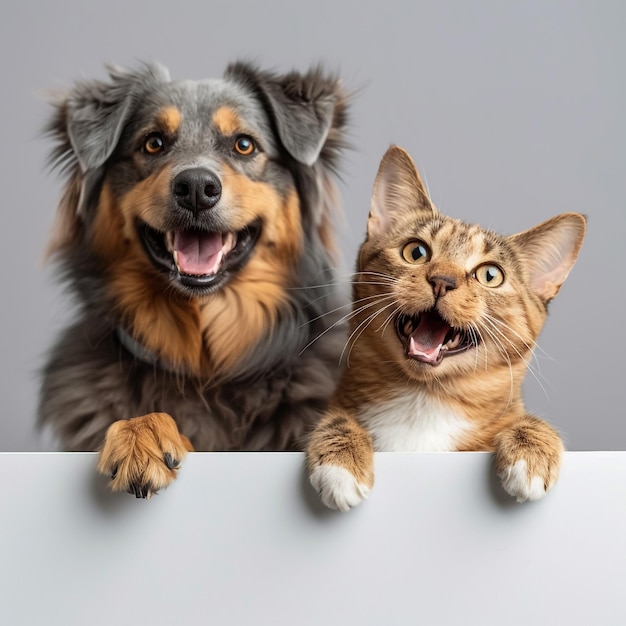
xmin=306 ymin=145 xmax=586 ymax=510
xmin=40 ymin=61 xmax=350 ymax=498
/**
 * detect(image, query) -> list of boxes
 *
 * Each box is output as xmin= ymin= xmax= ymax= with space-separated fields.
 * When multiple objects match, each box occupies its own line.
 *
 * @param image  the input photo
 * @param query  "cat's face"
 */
xmin=352 ymin=146 xmax=586 ymax=384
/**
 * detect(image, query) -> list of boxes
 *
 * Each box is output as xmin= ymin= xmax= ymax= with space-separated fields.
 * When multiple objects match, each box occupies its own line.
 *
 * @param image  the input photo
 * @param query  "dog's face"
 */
xmin=47 ymin=63 xmax=347 ymax=375
xmin=99 ymin=79 xmax=309 ymax=297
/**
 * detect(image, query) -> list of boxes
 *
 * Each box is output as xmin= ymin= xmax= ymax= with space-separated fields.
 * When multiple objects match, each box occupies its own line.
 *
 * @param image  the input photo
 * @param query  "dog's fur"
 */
xmin=39 ymin=62 xmax=349 ymax=497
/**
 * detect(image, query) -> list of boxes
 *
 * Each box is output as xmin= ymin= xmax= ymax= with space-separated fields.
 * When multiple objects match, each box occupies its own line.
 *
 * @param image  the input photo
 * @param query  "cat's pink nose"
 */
xmin=429 ymin=275 xmax=457 ymax=298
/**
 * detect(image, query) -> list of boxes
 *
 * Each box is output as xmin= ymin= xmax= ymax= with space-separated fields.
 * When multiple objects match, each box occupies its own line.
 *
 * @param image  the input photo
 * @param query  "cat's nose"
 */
xmin=429 ymin=274 xmax=457 ymax=298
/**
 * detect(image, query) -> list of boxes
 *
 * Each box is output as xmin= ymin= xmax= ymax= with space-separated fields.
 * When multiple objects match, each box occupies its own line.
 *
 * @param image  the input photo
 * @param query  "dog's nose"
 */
xmin=172 ymin=168 xmax=222 ymax=214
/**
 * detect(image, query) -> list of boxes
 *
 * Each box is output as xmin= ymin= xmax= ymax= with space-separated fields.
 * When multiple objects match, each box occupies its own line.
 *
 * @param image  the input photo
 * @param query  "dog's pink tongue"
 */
xmin=407 ymin=313 xmax=450 ymax=364
xmin=173 ymin=231 xmax=224 ymax=276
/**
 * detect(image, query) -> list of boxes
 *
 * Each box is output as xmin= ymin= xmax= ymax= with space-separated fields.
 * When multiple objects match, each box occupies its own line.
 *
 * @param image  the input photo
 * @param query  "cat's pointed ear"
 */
xmin=368 ymin=145 xmax=435 ymax=238
xmin=509 ymin=213 xmax=587 ymax=303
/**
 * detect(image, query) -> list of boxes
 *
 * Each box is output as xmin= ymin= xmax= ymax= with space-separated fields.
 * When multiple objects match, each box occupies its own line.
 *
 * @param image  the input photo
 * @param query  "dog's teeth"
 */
xmin=173 ymin=250 xmax=180 ymax=271
xmin=165 ymin=231 xmax=175 ymax=253
xmin=223 ymin=232 xmax=236 ymax=254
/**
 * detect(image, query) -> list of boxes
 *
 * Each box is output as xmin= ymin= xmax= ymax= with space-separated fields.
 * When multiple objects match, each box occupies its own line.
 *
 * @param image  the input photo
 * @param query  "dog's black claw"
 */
xmin=127 ymin=482 xmax=143 ymax=498
xmin=125 ymin=480 xmax=156 ymax=499
xmin=164 ymin=453 xmax=178 ymax=470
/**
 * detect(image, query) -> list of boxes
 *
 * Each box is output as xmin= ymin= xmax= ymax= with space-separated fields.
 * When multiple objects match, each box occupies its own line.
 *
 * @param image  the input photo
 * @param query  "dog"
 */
xmin=39 ymin=61 xmax=350 ymax=498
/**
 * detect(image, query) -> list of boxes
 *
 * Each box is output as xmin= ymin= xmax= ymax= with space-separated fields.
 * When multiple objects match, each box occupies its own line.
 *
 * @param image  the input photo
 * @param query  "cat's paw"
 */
xmin=309 ymin=464 xmax=371 ymax=512
xmin=97 ymin=412 xmax=192 ymax=499
xmin=497 ymin=459 xmax=555 ymax=503
xmin=494 ymin=415 xmax=562 ymax=503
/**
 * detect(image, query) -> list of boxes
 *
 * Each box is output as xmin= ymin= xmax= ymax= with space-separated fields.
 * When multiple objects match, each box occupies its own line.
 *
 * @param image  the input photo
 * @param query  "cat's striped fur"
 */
xmin=307 ymin=145 xmax=586 ymax=510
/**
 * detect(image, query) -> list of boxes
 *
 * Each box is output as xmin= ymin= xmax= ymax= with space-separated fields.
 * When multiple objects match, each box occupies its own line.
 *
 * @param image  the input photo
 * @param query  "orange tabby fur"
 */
xmin=307 ymin=145 xmax=586 ymax=510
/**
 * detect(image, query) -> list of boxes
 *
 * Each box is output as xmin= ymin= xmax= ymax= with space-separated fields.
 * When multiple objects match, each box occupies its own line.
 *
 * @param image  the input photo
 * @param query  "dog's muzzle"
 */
xmin=136 ymin=167 xmax=261 ymax=297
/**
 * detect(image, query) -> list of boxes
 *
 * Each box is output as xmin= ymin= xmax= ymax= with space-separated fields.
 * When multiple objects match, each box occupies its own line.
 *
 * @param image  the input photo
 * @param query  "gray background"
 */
xmin=1 ymin=0 xmax=623 ymax=451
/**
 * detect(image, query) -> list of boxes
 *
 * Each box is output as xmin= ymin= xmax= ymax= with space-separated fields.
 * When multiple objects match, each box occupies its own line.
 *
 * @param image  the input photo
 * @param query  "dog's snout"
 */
xmin=173 ymin=168 xmax=222 ymax=214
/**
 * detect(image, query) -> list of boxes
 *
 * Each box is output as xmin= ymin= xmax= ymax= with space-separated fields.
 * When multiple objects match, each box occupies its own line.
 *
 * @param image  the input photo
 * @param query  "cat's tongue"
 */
xmin=173 ymin=231 xmax=226 ymax=276
xmin=407 ymin=312 xmax=450 ymax=364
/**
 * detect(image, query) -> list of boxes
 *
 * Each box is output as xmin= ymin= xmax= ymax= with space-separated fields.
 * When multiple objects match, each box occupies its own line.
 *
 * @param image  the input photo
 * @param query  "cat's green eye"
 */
xmin=473 ymin=264 xmax=505 ymax=288
xmin=401 ymin=240 xmax=431 ymax=264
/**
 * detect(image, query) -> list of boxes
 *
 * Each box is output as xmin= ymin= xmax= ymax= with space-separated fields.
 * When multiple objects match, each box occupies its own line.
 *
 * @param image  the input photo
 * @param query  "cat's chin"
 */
xmin=395 ymin=310 xmax=477 ymax=366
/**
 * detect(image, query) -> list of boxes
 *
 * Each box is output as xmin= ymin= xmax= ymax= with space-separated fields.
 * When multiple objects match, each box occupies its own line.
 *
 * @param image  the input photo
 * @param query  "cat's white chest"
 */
xmin=358 ymin=391 xmax=470 ymax=452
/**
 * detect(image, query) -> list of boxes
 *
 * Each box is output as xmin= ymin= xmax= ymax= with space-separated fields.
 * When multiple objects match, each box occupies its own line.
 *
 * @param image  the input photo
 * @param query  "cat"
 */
xmin=306 ymin=145 xmax=586 ymax=511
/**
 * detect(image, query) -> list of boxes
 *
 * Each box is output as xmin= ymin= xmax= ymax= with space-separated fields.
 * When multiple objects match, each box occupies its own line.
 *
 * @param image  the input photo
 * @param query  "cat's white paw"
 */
xmin=309 ymin=464 xmax=370 ymax=512
xmin=498 ymin=459 xmax=551 ymax=503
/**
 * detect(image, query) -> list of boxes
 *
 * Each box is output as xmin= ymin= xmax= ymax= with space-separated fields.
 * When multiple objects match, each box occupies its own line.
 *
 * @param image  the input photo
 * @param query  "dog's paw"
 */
xmin=309 ymin=464 xmax=370 ymax=512
xmin=97 ymin=412 xmax=192 ymax=499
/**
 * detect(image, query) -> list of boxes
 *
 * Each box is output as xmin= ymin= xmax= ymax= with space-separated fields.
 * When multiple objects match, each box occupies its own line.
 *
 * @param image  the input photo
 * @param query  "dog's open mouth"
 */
xmin=138 ymin=219 xmax=261 ymax=294
xmin=396 ymin=309 xmax=477 ymax=366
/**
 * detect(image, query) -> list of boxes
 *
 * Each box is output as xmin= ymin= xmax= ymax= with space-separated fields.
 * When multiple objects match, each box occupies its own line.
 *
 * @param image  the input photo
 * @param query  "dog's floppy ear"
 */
xmin=225 ymin=62 xmax=344 ymax=167
xmin=49 ymin=63 xmax=170 ymax=174
xmin=46 ymin=63 xmax=170 ymax=257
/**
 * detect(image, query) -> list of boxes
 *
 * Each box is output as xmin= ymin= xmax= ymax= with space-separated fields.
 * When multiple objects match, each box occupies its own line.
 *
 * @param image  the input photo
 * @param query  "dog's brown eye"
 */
xmin=402 ymin=240 xmax=431 ymax=265
xmin=234 ymin=136 xmax=255 ymax=156
xmin=473 ymin=264 xmax=505 ymax=287
xmin=144 ymin=133 xmax=165 ymax=155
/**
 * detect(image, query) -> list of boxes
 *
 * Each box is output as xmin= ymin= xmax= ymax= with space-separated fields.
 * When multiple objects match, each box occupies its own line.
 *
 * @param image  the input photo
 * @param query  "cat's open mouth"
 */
xmin=396 ymin=310 xmax=476 ymax=366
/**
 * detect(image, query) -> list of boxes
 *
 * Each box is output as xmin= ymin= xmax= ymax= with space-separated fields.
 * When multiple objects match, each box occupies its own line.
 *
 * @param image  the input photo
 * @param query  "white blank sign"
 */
xmin=1 ymin=452 xmax=624 ymax=625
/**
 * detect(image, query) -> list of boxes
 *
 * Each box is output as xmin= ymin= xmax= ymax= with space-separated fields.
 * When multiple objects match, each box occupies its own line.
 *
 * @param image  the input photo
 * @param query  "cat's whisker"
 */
xmin=477 ymin=324 xmax=494 ymax=373
xmin=301 ymin=290 xmax=398 ymax=328
xmin=475 ymin=320 xmax=515 ymax=410
xmin=302 ymin=278 xmax=403 ymax=309
xmin=345 ymin=303 xmax=402 ymax=367
xmin=287 ymin=279 xmax=392 ymax=307
xmin=481 ymin=313 xmax=538 ymax=361
xmin=467 ymin=323 xmax=483 ymax=373
xmin=481 ymin=314 xmax=536 ymax=353
xmin=376 ymin=304 xmax=402 ymax=334
xmin=483 ymin=313 xmax=554 ymax=373
xmin=342 ymin=301 xmax=400 ymax=367
xmin=284 ymin=269 xmax=362 ymax=291
xmin=342 ymin=301 xmax=399 ymax=364
xmin=480 ymin=316 xmax=550 ymax=400
xmin=353 ymin=271 xmax=400 ymax=284
xmin=478 ymin=318 xmax=518 ymax=370
xmin=295 ymin=266 xmax=397 ymax=283
xmin=298 ymin=293 xmax=398 ymax=357
xmin=480 ymin=316 xmax=541 ymax=378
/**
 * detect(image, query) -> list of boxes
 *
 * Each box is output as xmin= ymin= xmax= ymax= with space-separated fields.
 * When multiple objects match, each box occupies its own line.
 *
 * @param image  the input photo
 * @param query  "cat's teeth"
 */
xmin=446 ymin=332 xmax=461 ymax=350
xmin=403 ymin=318 xmax=414 ymax=335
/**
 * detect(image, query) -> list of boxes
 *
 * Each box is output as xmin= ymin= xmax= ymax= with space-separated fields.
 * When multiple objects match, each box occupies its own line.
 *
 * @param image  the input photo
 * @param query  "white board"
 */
xmin=1 ymin=452 xmax=624 ymax=625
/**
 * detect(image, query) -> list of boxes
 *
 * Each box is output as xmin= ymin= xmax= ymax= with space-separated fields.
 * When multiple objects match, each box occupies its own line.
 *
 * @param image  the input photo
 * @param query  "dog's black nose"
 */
xmin=172 ymin=168 xmax=222 ymax=214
